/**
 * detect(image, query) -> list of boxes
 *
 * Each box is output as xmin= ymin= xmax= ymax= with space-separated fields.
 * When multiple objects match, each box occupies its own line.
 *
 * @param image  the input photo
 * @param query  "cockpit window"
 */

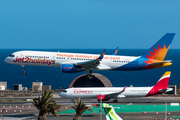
xmin=8 ymin=55 xmax=15 ymax=57
xmin=63 ymin=90 xmax=67 ymax=92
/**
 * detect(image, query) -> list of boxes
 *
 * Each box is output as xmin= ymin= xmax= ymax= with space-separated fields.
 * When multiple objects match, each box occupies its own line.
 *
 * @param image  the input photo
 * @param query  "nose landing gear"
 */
xmin=21 ymin=65 xmax=26 ymax=75
xmin=23 ymin=71 xmax=26 ymax=75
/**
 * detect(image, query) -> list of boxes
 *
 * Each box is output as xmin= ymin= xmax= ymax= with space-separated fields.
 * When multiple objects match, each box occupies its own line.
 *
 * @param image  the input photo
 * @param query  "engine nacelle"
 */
xmin=116 ymin=94 xmax=126 ymax=98
xmin=97 ymin=95 xmax=108 ymax=102
xmin=61 ymin=64 xmax=82 ymax=73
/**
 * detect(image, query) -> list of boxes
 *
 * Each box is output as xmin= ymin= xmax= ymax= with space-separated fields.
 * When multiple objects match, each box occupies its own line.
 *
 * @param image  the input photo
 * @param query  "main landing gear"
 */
xmin=85 ymin=69 xmax=94 ymax=79
xmin=113 ymin=98 xmax=118 ymax=103
xmin=21 ymin=65 xmax=26 ymax=75
xmin=86 ymin=74 xmax=95 ymax=79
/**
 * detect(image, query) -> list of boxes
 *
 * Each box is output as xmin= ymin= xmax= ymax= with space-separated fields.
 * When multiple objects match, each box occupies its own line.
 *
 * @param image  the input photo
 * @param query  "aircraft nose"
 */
xmin=59 ymin=92 xmax=63 ymax=97
xmin=59 ymin=92 xmax=66 ymax=98
xmin=4 ymin=57 xmax=8 ymax=63
xmin=4 ymin=57 xmax=10 ymax=63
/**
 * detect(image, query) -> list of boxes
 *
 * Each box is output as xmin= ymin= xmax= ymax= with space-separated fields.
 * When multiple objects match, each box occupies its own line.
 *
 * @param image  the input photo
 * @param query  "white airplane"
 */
xmin=59 ymin=71 xmax=172 ymax=102
xmin=4 ymin=33 xmax=175 ymax=78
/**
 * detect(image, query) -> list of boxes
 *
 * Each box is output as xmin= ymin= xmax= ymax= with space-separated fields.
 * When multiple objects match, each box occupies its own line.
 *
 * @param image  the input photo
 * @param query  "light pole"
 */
xmin=2 ymin=109 xmax=5 ymax=120
xmin=100 ymin=94 xmax=102 ymax=120
xmin=165 ymin=103 xmax=167 ymax=120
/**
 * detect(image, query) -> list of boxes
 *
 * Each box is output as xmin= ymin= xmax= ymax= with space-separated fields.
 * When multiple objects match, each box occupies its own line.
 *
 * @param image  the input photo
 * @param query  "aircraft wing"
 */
xmin=74 ymin=49 xmax=106 ymax=69
xmin=105 ymin=86 xmax=127 ymax=98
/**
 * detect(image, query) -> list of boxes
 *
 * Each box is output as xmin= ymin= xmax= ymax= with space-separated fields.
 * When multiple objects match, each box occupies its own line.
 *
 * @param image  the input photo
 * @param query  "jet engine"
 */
xmin=97 ymin=95 xmax=109 ymax=101
xmin=61 ymin=64 xmax=82 ymax=73
xmin=116 ymin=94 xmax=126 ymax=98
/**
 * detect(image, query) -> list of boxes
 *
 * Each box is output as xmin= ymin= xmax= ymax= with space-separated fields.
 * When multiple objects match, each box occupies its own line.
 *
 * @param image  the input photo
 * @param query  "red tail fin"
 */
xmin=146 ymin=71 xmax=171 ymax=96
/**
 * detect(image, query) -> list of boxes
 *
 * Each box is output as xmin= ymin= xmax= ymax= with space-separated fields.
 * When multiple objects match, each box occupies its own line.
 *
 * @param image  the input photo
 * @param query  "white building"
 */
xmin=0 ymin=82 xmax=7 ymax=90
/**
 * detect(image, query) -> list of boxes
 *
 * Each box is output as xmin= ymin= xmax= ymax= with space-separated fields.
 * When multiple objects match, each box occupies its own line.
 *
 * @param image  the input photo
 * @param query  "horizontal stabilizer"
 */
xmin=148 ymin=61 xmax=172 ymax=66
xmin=166 ymin=88 xmax=173 ymax=92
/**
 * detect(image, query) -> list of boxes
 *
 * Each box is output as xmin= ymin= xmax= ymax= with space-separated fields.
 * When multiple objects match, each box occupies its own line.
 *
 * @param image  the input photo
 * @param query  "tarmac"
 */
xmin=0 ymin=95 xmax=180 ymax=120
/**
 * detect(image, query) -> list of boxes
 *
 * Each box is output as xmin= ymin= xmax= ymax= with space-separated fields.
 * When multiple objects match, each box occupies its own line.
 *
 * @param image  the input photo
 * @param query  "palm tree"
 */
xmin=72 ymin=97 xmax=93 ymax=120
xmin=32 ymin=90 xmax=62 ymax=120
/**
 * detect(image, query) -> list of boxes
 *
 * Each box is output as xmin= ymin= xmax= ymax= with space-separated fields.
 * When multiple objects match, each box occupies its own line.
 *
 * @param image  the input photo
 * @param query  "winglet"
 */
xmin=118 ymin=85 xmax=127 ymax=95
xmin=98 ymin=49 xmax=106 ymax=59
xmin=122 ymin=85 xmax=127 ymax=92
xmin=112 ymin=47 xmax=119 ymax=55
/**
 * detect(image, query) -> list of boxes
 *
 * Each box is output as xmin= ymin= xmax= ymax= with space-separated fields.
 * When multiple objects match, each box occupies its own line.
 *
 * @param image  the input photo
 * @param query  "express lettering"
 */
xmin=13 ymin=57 xmax=55 ymax=65
xmin=74 ymin=90 xmax=93 ymax=94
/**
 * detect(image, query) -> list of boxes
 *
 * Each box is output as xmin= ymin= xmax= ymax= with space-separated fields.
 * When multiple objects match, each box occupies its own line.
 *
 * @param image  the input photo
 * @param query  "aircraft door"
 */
xmin=109 ymin=59 xmax=112 ymax=65
xmin=138 ymin=59 xmax=143 ymax=67
xmin=70 ymin=89 xmax=73 ymax=95
xmin=52 ymin=55 xmax=55 ymax=59
xmin=150 ymin=88 xmax=154 ymax=95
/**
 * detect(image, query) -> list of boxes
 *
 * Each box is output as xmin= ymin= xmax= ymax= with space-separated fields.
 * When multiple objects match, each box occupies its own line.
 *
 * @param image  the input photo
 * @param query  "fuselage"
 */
xmin=5 ymin=50 xmax=144 ymax=71
xmin=59 ymin=87 xmax=153 ymax=99
xmin=4 ymin=50 xmax=170 ymax=72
